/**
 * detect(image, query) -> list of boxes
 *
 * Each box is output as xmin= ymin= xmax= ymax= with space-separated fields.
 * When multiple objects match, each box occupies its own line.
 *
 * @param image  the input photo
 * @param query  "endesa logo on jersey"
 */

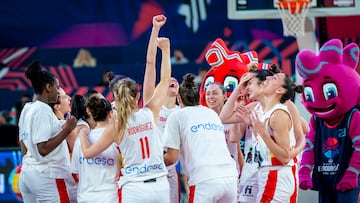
xmin=190 ymin=122 xmax=224 ymax=133
xmin=124 ymin=162 xmax=164 ymax=175
xmin=79 ymin=156 xmax=115 ymax=166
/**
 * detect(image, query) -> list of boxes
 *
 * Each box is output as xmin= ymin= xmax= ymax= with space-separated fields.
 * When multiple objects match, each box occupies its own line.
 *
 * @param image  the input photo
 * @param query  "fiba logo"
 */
xmin=244 ymin=185 xmax=253 ymax=195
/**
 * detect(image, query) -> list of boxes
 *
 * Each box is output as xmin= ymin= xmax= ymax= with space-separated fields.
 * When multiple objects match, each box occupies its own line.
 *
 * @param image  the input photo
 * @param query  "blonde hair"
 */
xmin=113 ymin=78 xmax=139 ymax=143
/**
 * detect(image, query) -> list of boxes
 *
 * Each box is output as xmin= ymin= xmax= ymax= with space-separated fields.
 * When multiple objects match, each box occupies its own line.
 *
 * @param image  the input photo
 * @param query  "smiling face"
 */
xmin=302 ymin=74 xmax=343 ymax=118
xmin=300 ymin=65 xmax=360 ymax=119
xmin=295 ymin=39 xmax=360 ymax=120
xmin=205 ymin=83 xmax=226 ymax=112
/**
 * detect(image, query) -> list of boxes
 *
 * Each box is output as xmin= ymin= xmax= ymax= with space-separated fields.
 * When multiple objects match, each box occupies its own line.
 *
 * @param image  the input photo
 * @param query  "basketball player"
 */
xmin=164 ymin=73 xmax=238 ymax=203
xmin=205 ymin=82 xmax=244 ymax=198
xmin=142 ymin=14 xmax=181 ymax=203
xmin=18 ymin=60 xmax=77 ymax=202
xmin=49 ymin=87 xmax=79 ymax=203
xmin=71 ymin=96 xmax=120 ymax=202
xmin=220 ymin=66 xmax=307 ymax=203
xmin=250 ymin=72 xmax=303 ymax=202
xmin=78 ymin=26 xmax=172 ymax=202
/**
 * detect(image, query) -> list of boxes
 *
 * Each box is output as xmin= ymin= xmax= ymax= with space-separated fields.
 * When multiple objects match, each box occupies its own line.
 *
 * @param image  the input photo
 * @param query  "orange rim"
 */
xmin=276 ymin=0 xmax=310 ymax=13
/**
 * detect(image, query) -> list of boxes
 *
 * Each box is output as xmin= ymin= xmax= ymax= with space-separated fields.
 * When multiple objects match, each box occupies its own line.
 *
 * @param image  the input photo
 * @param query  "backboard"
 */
xmin=228 ymin=0 xmax=360 ymax=19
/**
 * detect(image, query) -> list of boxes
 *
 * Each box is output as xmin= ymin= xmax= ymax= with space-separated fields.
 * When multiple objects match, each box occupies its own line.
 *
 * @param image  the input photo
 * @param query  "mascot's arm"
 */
xmin=299 ymin=116 xmax=316 ymax=190
xmin=336 ymin=111 xmax=360 ymax=192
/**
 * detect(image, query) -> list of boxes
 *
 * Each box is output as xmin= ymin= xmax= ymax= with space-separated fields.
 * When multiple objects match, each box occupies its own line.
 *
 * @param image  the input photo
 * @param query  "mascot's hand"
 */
xmin=299 ymin=166 xmax=313 ymax=190
xmin=336 ymin=170 xmax=359 ymax=192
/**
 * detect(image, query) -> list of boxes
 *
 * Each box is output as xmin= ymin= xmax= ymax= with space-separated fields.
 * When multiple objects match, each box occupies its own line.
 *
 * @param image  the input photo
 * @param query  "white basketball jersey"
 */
xmin=19 ymin=101 xmax=70 ymax=179
xmin=71 ymin=128 xmax=120 ymax=202
xmin=158 ymin=105 xmax=180 ymax=144
xmin=164 ymin=105 xmax=238 ymax=185
xmin=118 ymin=107 xmax=168 ymax=187
xmin=257 ymin=103 xmax=295 ymax=167
xmin=239 ymin=103 xmax=264 ymax=185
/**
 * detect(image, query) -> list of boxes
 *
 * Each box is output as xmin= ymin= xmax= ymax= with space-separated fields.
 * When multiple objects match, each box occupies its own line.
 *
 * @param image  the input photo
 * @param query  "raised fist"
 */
xmin=153 ymin=14 xmax=167 ymax=29
xmin=157 ymin=37 xmax=170 ymax=50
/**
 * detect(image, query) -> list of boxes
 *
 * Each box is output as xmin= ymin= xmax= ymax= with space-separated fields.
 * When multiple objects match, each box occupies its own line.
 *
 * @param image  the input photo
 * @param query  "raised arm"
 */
xmin=143 ymin=15 xmax=167 ymax=105
xmin=220 ymin=72 xmax=253 ymax=124
xmin=145 ymin=37 xmax=171 ymax=121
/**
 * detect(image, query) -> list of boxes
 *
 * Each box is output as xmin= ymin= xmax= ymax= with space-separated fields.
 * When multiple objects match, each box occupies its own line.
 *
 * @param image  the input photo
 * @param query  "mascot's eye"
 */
xmin=323 ymin=83 xmax=338 ymax=100
xmin=224 ymin=76 xmax=239 ymax=93
xmin=203 ymin=76 xmax=214 ymax=92
xmin=304 ymin=86 xmax=315 ymax=102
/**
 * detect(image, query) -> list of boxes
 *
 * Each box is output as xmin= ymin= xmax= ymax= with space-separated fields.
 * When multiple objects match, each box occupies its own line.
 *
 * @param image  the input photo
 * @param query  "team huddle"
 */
xmin=17 ymin=14 xmax=360 ymax=203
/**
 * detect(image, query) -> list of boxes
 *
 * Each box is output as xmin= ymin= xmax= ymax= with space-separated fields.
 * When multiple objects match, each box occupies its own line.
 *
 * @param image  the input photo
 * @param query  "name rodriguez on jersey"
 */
xmin=127 ymin=122 xmax=152 ymax=135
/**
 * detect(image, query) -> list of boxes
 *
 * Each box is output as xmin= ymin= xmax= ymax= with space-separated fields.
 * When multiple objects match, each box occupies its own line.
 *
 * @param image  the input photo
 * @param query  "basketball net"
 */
xmin=276 ymin=0 xmax=311 ymax=37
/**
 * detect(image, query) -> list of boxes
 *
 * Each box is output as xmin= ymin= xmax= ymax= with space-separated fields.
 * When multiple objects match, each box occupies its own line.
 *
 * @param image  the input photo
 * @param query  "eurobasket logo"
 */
xmin=190 ymin=122 xmax=224 ymax=133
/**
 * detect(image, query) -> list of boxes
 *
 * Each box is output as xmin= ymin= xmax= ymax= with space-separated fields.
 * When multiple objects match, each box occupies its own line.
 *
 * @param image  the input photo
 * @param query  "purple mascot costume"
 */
xmin=296 ymin=39 xmax=360 ymax=203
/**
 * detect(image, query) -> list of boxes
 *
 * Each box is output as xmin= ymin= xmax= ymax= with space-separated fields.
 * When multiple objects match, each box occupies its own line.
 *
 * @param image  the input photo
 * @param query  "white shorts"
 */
xmin=188 ymin=176 xmax=237 ymax=203
xmin=238 ymin=171 xmax=259 ymax=203
xmin=19 ymin=165 xmax=70 ymax=203
xmin=119 ymin=176 xmax=170 ymax=203
xmin=167 ymin=164 xmax=180 ymax=203
xmin=238 ymin=162 xmax=259 ymax=203
xmin=256 ymin=166 xmax=295 ymax=203
xmin=290 ymin=164 xmax=299 ymax=203
xmin=66 ymin=174 xmax=78 ymax=203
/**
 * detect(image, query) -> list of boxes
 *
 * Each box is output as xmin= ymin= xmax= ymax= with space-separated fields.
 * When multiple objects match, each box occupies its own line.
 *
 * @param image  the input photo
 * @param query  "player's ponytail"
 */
xmin=25 ymin=60 xmax=56 ymax=94
xmin=281 ymin=74 xmax=304 ymax=103
xmin=114 ymin=78 xmax=139 ymax=143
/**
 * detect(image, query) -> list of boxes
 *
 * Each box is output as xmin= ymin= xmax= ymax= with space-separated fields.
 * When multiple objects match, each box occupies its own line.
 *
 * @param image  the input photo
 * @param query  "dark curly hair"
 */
xmin=86 ymin=96 xmax=112 ymax=122
xmin=280 ymin=74 xmax=304 ymax=103
xmin=71 ymin=90 xmax=99 ymax=120
xmin=179 ymin=73 xmax=199 ymax=106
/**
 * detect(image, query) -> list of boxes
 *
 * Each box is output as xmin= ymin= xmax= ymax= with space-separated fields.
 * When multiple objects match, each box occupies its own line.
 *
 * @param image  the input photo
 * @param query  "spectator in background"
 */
xmin=10 ymin=92 xmax=31 ymax=125
xmin=171 ymin=48 xmax=189 ymax=64
xmin=0 ymin=110 xmax=11 ymax=126
xmin=194 ymin=66 xmax=208 ymax=88
xmin=73 ymin=48 xmax=97 ymax=68
xmin=96 ymin=69 xmax=112 ymax=87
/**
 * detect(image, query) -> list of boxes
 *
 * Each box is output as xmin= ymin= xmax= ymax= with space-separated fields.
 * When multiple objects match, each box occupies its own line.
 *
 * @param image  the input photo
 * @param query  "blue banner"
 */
xmin=0 ymin=0 xmax=284 ymax=48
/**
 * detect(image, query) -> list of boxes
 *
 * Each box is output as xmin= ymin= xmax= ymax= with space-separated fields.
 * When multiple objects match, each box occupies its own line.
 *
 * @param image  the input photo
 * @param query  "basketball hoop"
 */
xmin=275 ymin=0 xmax=311 ymax=37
